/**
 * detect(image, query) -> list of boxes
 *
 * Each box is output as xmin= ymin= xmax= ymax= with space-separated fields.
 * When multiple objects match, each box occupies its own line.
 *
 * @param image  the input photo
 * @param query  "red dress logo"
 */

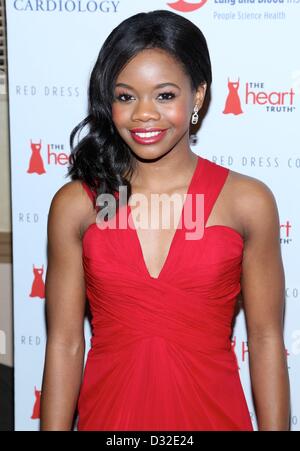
xmin=27 ymin=140 xmax=46 ymax=174
xmin=31 ymin=386 xmax=41 ymax=419
xmin=167 ymin=0 xmax=208 ymax=12
xmin=29 ymin=265 xmax=45 ymax=299
xmin=223 ymin=78 xmax=243 ymax=115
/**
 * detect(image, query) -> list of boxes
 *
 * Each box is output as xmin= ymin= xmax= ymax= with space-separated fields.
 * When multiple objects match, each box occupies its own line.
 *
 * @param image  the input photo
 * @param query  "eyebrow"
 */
xmin=115 ymin=82 xmax=181 ymax=90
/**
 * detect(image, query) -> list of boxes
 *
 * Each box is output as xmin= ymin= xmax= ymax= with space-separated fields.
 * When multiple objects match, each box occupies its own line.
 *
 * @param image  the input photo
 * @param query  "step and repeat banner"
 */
xmin=6 ymin=0 xmax=300 ymax=431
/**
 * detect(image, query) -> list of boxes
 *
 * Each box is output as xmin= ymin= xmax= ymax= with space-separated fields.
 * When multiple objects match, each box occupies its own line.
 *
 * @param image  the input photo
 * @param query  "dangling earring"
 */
xmin=191 ymin=105 xmax=199 ymax=125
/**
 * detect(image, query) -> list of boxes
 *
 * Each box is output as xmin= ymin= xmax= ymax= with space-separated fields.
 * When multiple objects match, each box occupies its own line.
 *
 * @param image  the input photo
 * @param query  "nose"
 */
xmin=131 ymin=98 xmax=161 ymax=122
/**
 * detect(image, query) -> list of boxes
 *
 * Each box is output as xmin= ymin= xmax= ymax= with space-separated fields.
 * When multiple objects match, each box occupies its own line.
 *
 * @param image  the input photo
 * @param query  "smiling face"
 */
xmin=111 ymin=48 xmax=206 ymax=161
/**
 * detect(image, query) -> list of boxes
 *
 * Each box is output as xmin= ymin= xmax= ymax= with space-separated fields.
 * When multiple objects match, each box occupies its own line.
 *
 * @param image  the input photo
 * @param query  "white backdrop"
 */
xmin=6 ymin=0 xmax=300 ymax=431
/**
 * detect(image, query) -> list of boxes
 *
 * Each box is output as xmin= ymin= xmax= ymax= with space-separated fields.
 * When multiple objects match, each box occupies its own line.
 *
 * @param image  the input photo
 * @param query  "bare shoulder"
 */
xmin=48 ymin=180 xmax=95 ymax=240
xmin=228 ymin=168 xmax=276 ymax=205
xmin=228 ymin=169 xmax=280 ymax=241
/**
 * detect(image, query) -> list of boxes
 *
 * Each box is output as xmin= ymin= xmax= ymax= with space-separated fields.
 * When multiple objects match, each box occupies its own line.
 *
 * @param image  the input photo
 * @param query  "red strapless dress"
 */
xmin=77 ymin=155 xmax=254 ymax=431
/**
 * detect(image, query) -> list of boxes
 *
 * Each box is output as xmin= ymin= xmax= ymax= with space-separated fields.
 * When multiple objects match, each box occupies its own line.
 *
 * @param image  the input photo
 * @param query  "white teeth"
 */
xmin=134 ymin=131 xmax=162 ymax=138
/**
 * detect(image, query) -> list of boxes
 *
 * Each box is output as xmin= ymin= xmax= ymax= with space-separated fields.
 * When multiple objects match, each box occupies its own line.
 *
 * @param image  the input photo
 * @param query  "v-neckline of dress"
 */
xmin=127 ymin=155 xmax=202 ymax=281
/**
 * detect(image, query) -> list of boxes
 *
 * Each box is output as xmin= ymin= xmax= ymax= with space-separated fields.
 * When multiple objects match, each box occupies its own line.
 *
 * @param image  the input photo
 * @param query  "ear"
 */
xmin=194 ymin=82 xmax=207 ymax=109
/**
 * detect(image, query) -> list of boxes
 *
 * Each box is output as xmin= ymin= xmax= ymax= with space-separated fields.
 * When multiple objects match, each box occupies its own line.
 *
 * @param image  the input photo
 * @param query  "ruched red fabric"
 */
xmin=77 ymin=155 xmax=254 ymax=431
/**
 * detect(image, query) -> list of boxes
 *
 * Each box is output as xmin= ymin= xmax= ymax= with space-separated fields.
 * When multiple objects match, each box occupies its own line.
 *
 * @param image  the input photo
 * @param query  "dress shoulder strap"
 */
xmin=201 ymin=159 xmax=230 ymax=227
xmin=81 ymin=180 xmax=119 ymax=211
xmin=81 ymin=181 xmax=97 ymax=209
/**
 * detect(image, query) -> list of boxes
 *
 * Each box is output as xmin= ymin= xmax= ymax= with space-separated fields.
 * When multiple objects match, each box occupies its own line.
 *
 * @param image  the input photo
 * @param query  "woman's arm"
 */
xmin=40 ymin=181 xmax=90 ymax=431
xmin=239 ymin=177 xmax=290 ymax=431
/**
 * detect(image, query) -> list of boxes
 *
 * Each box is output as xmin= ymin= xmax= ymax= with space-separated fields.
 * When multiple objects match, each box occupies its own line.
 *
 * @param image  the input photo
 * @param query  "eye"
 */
xmin=115 ymin=92 xmax=134 ymax=102
xmin=157 ymin=92 xmax=176 ymax=101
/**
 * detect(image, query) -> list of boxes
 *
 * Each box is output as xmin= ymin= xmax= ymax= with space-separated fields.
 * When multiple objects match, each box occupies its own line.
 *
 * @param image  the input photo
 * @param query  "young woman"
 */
xmin=40 ymin=10 xmax=290 ymax=431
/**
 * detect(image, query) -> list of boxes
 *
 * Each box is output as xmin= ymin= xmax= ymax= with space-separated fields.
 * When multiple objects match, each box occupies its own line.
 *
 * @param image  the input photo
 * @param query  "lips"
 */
xmin=130 ymin=128 xmax=166 ymax=133
xmin=130 ymin=128 xmax=168 ymax=145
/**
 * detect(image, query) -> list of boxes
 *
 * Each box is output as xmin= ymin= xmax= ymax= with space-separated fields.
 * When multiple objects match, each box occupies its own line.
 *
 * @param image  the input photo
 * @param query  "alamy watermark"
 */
xmin=94 ymin=186 xmax=206 ymax=241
